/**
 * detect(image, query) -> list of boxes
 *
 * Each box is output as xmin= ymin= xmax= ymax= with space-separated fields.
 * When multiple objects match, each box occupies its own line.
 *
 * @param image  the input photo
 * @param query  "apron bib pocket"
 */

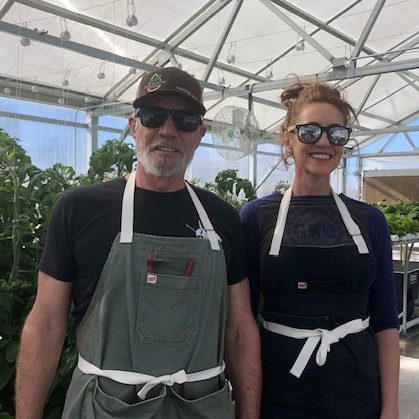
xmin=137 ymin=271 xmax=202 ymax=346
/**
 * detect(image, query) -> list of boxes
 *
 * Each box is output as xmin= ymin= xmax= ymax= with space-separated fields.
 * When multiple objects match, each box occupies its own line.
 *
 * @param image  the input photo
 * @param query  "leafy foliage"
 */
xmin=0 ymin=130 xmax=82 ymax=417
xmin=372 ymin=201 xmax=419 ymax=236
xmin=84 ymin=139 xmax=135 ymax=183
xmin=274 ymin=180 xmax=291 ymax=193
xmin=204 ymin=169 xmax=257 ymax=210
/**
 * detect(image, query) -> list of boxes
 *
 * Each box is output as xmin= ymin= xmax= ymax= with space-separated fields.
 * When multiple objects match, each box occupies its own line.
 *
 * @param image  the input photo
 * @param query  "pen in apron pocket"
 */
xmin=185 ymin=258 xmax=195 ymax=277
xmin=147 ymin=254 xmax=154 ymax=273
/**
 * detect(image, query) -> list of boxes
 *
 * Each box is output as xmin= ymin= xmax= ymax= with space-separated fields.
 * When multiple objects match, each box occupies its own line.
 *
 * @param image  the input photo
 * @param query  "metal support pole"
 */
xmin=86 ymin=112 xmax=98 ymax=169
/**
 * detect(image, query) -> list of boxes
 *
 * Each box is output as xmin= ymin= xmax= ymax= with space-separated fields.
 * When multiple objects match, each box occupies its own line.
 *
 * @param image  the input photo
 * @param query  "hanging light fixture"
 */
xmin=295 ymin=27 xmax=306 ymax=52
xmin=20 ymin=36 xmax=31 ymax=47
xmin=226 ymin=41 xmax=236 ymax=64
xmin=60 ymin=17 xmax=71 ymax=41
xmin=265 ymin=60 xmax=273 ymax=79
xmin=218 ymin=68 xmax=225 ymax=85
xmin=295 ymin=40 xmax=305 ymax=51
xmin=58 ymin=98 xmax=65 ymax=105
xmin=4 ymin=87 xmax=12 ymax=95
xmin=20 ymin=22 xmax=31 ymax=47
xmin=126 ymin=0 xmax=138 ymax=27
xmin=128 ymin=55 xmax=138 ymax=74
xmin=97 ymin=61 xmax=106 ymax=79
xmin=31 ymin=85 xmax=39 ymax=93
xmin=61 ymin=70 xmax=70 ymax=87
xmin=170 ymin=53 xmax=182 ymax=69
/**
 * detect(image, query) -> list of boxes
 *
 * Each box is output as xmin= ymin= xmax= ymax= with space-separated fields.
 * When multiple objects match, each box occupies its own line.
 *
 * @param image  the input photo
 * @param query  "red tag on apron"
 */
xmin=147 ymin=274 xmax=157 ymax=284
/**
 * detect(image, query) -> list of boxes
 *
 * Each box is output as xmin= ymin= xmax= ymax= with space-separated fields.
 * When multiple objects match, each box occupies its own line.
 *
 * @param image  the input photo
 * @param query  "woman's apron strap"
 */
xmin=269 ymin=187 xmax=369 ymax=256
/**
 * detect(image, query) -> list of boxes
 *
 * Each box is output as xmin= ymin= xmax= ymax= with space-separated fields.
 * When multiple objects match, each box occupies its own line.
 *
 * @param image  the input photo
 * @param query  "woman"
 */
xmin=240 ymin=80 xmax=399 ymax=419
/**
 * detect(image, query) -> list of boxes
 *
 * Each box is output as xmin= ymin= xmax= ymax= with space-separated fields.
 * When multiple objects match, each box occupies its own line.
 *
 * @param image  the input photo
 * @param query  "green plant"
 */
xmin=0 ymin=130 xmax=82 ymax=417
xmin=84 ymin=138 xmax=135 ymax=183
xmin=204 ymin=169 xmax=257 ymax=211
xmin=384 ymin=214 xmax=419 ymax=237
xmin=274 ymin=180 xmax=291 ymax=193
xmin=371 ymin=201 xmax=419 ymax=236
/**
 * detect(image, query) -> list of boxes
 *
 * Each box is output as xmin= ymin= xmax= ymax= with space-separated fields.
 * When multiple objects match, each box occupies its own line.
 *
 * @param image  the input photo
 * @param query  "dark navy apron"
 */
xmin=260 ymin=187 xmax=381 ymax=419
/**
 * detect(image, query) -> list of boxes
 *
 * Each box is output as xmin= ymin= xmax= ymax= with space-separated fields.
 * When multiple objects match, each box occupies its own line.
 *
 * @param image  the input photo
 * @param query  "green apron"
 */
xmin=62 ymin=172 xmax=234 ymax=418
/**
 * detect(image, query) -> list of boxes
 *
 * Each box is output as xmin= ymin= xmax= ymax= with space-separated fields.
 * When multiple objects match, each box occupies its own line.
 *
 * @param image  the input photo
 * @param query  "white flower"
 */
xmin=227 ymin=182 xmax=248 ymax=203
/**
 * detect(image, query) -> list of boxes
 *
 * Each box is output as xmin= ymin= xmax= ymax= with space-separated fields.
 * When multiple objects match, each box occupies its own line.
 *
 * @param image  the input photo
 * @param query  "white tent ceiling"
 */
xmin=0 ymin=0 xmax=418 ymax=154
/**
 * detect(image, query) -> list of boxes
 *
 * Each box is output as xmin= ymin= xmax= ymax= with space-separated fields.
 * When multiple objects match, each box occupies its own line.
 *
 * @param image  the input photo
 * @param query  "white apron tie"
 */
xmin=78 ymin=355 xmax=226 ymax=400
xmin=263 ymin=317 xmax=370 ymax=378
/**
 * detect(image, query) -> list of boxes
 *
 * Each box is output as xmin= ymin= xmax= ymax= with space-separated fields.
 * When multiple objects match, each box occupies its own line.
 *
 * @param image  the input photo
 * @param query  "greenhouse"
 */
xmin=1 ymin=0 xmax=419 ymax=418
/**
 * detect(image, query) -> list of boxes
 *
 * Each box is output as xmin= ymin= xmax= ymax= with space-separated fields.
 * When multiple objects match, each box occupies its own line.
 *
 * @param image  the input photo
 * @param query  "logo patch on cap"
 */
xmin=146 ymin=74 xmax=165 ymax=92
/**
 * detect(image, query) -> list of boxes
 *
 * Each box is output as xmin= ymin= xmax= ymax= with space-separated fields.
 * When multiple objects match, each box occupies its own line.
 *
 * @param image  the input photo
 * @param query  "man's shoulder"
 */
xmin=60 ymin=178 xmax=125 ymax=205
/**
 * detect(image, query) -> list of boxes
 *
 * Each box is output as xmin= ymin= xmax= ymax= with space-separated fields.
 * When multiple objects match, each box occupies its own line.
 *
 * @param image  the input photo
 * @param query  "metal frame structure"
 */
xmin=0 ymin=0 xmax=418 ymax=170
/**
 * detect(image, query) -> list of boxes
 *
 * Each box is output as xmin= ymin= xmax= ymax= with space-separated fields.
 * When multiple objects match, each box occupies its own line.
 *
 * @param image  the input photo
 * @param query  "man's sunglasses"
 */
xmin=136 ymin=106 xmax=202 ymax=133
xmin=288 ymin=123 xmax=352 ymax=146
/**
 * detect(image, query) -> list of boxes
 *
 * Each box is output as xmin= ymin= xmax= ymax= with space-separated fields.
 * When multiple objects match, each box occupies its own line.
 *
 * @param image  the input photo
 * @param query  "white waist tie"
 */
xmin=77 ymin=355 xmax=225 ymax=400
xmin=263 ymin=317 xmax=370 ymax=378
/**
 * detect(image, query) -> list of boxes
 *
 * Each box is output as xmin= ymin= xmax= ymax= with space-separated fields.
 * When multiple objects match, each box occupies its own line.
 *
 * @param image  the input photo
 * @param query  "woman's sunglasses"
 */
xmin=288 ymin=123 xmax=352 ymax=146
xmin=136 ymin=106 xmax=202 ymax=133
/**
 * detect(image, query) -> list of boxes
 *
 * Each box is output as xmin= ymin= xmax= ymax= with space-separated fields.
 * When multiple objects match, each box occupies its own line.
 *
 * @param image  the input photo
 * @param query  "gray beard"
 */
xmin=136 ymin=138 xmax=195 ymax=178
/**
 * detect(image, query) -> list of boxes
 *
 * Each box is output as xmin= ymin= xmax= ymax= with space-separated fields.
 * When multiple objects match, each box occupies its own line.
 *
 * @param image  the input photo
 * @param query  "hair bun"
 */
xmin=280 ymin=83 xmax=305 ymax=109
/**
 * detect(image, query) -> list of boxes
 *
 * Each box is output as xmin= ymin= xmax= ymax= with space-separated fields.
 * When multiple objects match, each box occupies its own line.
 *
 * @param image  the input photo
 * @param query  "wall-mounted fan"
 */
xmin=211 ymin=94 xmax=260 ymax=160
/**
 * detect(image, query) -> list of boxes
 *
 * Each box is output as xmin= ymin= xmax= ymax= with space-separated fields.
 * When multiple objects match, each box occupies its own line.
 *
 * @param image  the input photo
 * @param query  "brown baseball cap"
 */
xmin=133 ymin=67 xmax=206 ymax=115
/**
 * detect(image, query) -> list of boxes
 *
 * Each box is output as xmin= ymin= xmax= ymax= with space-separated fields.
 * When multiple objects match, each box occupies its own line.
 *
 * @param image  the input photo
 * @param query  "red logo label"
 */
xmin=147 ymin=274 xmax=157 ymax=284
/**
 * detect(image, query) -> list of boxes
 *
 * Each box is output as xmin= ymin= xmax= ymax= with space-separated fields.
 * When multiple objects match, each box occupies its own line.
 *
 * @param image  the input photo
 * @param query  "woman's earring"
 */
xmin=285 ymin=149 xmax=294 ymax=165
xmin=337 ymin=158 xmax=345 ymax=169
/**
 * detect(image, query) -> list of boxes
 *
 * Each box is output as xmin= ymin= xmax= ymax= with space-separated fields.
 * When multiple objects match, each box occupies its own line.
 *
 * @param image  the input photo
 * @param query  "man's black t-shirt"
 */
xmin=39 ymin=178 xmax=247 ymax=326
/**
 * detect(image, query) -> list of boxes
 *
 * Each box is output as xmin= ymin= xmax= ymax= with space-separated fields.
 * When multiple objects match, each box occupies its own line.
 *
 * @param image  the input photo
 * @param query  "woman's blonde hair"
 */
xmin=279 ymin=78 xmax=357 ymax=163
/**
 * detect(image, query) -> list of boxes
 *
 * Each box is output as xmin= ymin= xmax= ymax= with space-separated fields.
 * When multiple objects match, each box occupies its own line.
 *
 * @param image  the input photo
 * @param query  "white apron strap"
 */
xmin=269 ymin=186 xmax=369 ymax=256
xmin=120 ymin=170 xmax=136 ymax=243
xmin=185 ymin=182 xmax=220 ymax=251
xmin=120 ymin=171 xmax=220 ymax=251
xmin=77 ymin=354 xmax=225 ymax=400
xmin=268 ymin=187 xmax=292 ymax=256
xmin=263 ymin=317 xmax=370 ymax=378
xmin=332 ymin=190 xmax=369 ymax=254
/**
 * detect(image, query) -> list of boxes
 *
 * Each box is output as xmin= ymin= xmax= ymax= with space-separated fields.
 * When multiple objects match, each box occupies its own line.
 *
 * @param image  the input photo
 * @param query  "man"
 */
xmin=16 ymin=67 xmax=261 ymax=418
